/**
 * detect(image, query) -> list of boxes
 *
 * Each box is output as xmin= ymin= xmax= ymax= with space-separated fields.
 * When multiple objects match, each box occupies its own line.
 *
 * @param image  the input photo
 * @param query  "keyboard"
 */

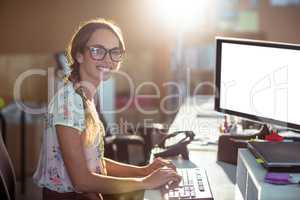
xmin=164 ymin=168 xmax=213 ymax=200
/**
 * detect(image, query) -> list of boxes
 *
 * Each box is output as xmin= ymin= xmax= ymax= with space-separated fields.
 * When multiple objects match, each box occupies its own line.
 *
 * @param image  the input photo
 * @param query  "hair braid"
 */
xmin=66 ymin=62 xmax=103 ymax=147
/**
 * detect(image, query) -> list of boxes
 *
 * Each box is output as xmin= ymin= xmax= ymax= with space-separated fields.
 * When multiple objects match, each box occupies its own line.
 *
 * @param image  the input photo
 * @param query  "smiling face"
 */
xmin=77 ymin=28 xmax=122 ymax=86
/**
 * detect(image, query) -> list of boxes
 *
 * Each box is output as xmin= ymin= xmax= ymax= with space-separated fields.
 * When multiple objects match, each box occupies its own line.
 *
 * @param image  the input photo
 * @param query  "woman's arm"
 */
xmin=104 ymin=158 xmax=147 ymax=177
xmin=56 ymin=125 xmax=180 ymax=194
xmin=104 ymin=157 xmax=177 ymax=177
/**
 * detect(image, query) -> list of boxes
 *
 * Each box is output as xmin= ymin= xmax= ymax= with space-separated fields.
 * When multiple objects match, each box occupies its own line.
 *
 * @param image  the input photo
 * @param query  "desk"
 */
xmin=144 ymin=96 xmax=236 ymax=200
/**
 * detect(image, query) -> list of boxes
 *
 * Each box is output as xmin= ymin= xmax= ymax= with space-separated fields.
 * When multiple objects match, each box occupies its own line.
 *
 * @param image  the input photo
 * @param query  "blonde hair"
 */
xmin=66 ymin=18 xmax=125 ymax=146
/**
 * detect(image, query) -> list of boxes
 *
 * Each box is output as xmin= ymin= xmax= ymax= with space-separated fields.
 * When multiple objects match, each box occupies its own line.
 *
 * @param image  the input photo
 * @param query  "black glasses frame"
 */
xmin=85 ymin=45 xmax=124 ymax=62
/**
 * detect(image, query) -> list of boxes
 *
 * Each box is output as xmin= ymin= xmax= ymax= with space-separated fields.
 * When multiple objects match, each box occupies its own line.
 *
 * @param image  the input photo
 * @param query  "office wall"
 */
xmin=1 ymin=0 xmax=300 ymax=105
xmin=0 ymin=0 xmax=170 ymax=53
xmin=0 ymin=0 xmax=172 ymax=105
xmin=259 ymin=0 xmax=300 ymax=43
xmin=0 ymin=54 xmax=53 ymax=104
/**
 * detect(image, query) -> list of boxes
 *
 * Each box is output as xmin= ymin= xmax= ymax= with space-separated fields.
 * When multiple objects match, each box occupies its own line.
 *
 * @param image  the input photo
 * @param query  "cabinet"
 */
xmin=235 ymin=149 xmax=300 ymax=200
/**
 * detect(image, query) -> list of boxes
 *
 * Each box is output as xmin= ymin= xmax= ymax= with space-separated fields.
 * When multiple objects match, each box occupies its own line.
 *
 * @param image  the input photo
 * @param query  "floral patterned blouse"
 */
xmin=33 ymin=83 xmax=106 ymax=193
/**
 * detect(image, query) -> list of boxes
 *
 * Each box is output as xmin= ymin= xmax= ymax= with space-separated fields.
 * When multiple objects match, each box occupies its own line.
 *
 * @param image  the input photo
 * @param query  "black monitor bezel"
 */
xmin=214 ymin=37 xmax=300 ymax=131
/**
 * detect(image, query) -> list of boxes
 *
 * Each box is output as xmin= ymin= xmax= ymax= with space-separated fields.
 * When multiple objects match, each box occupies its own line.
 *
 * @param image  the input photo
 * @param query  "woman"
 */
xmin=33 ymin=18 xmax=181 ymax=200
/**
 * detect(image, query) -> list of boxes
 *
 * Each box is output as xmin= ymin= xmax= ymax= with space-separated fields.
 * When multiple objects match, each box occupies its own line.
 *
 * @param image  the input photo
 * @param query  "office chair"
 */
xmin=0 ymin=130 xmax=17 ymax=200
xmin=98 ymin=111 xmax=148 ymax=165
xmin=105 ymin=134 xmax=146 ymax=165
xmin=102 ymin=116 xmax=167 ymax=165
xmin=130 ymin=123 xmax=168 ymax=161
xmin=0 ymin=111 xmax=6 ymax=145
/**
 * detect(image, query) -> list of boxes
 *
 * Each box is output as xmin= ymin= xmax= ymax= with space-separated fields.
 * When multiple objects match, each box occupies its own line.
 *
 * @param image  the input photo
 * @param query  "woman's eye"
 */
xmin=111 ymin=49 xmax=122 ymax=56
xmin=91 ymin=47 xmax=105 ymax=55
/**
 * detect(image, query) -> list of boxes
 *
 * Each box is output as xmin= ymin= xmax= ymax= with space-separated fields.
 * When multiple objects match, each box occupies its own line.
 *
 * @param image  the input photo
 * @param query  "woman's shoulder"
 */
xmin=49 ymin=82 xmax=84 ymax=113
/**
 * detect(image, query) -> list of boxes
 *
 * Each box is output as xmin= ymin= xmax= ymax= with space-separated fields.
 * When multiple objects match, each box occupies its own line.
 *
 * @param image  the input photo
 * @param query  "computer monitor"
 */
xmin=214 ymin=37 xmax=300 ymax=131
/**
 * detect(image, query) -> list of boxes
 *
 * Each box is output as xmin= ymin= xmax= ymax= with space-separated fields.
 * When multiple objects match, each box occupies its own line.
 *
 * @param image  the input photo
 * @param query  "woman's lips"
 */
xmin=96 ymin=65 xmax=112 ymax=72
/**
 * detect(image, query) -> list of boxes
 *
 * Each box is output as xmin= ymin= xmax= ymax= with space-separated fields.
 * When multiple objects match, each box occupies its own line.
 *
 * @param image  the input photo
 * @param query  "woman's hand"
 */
xmin=144 ymin=157 xmax=176 ymax=175
xmin=142 ymin=167 xmax=181 ymax=189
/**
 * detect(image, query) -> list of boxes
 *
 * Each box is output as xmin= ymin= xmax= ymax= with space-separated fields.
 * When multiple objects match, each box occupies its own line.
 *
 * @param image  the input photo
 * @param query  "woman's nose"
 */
xmin=103 ymin=53 xmax=113 ymax=63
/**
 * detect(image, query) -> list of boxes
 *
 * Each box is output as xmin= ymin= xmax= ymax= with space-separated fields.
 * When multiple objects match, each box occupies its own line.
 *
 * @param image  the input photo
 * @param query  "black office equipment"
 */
xmin=54 ymin=51 xmax=71 ymax=76
xmin=248 ymin=141 xmax=300 ymax=172
xmin=154 ymin=131 xmax=195 ymax=160
xmin=0 ymin=111 xmax=6 ymax=145
xmin=0 ymin=129 xmax=17 ymax=200
xmin=215 ymin=37 xmax=300 ymax=169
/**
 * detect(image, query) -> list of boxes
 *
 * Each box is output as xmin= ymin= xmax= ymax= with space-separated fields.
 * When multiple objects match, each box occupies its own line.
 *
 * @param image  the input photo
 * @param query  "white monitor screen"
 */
xmin=216 ymin=39 xmax=300 ymax=129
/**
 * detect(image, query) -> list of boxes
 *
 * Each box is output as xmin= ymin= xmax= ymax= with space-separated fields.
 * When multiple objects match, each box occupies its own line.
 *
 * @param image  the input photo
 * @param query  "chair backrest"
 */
xmin=0 ymin=130 xmax=16 ymax=200
xmin=0 ymin=112 xmax=7 ymax=145
xmin=105 ymin=135 xmax=146 ymax=165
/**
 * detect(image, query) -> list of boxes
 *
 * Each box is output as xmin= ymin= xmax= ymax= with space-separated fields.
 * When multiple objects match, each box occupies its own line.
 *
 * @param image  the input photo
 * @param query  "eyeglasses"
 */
xmin=86 ymin=45 xmax=124 ymax=62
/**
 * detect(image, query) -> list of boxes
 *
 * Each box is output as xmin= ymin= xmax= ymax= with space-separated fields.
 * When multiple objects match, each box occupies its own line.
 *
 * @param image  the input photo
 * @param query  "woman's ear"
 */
xmin=76 ymin=52 xmax=84 ymax=64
